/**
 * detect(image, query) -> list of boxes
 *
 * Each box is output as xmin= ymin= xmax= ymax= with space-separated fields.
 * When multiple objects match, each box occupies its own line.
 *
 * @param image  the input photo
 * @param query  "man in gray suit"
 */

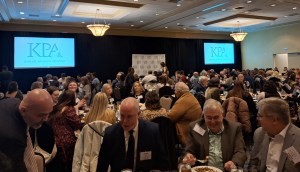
xmin=183 ymin=99 xmax=247 ymax=171
xmin=249 ymin=97 xmax=300 ymax=172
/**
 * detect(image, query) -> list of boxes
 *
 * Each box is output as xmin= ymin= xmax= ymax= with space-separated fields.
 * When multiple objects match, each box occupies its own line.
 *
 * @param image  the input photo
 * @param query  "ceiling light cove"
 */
xmin=202 ymin=2 xmax=226 ymax=12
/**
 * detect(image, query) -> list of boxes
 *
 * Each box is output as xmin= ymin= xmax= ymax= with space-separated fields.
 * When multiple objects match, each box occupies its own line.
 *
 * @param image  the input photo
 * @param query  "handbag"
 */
xmin=33 ymin=129 xmax=57 ymax=164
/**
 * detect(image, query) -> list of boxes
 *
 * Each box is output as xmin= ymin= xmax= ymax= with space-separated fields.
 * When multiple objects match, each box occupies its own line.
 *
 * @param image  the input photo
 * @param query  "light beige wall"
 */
xmin=241 ymin=23 xmax=300 ymax=70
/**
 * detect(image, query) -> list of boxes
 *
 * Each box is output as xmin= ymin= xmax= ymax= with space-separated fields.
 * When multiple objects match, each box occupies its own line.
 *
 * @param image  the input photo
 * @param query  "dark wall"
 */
xmin=0 ymin=31 xmax=241 ymax=92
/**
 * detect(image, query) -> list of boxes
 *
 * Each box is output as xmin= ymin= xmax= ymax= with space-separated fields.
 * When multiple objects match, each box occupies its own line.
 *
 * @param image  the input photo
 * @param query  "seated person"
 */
xmin=130 ymin=81 xmax=146 ymax=103
xmin=97 ymin=97 xmax=170 ymax=171
xmin=140 ymin=91 xmax=167 ymax=121
xmin=183 ymin=99 xmax=247 ymax=171
xmin=248 ymin=98 xmax=300 ymax=172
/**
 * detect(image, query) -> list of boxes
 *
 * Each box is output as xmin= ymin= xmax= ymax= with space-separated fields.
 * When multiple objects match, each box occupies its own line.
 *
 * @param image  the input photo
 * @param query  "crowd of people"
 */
xmin=1 ymin=63 xmax=300 ymax=172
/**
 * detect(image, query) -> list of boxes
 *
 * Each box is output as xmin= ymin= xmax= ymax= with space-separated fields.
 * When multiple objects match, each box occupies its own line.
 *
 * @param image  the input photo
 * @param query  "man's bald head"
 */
xmin=19 ymin=89 xmax=53 ymax=128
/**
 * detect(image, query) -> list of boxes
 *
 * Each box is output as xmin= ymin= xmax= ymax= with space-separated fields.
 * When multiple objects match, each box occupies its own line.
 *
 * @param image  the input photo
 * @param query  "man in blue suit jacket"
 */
xmin=97 ymin=97 xmax=170 ymax=172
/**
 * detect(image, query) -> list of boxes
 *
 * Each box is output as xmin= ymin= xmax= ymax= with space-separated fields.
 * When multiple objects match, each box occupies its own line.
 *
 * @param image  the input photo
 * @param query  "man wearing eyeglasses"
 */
xmin=183 ymin=99 xmax=246 ymax=171
xmin=249 ymin=97 xmax=300 ymax=172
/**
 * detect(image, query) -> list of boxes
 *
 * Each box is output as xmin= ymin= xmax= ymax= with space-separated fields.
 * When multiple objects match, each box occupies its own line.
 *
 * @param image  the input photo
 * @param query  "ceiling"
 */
xmin=1 ymin=0 xmax=300 ymax=35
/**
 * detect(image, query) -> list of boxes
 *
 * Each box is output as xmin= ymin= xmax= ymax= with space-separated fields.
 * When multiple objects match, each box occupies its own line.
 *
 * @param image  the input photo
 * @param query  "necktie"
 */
xmin=24 ymin=131 xmax=38 ymax=172
xmin=125 ymin=130 xmax=135 ymax=169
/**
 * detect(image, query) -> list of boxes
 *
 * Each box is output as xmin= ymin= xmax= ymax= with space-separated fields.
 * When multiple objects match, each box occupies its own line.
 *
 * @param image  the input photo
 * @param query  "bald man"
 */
xmin=97 ymin=97 xmax=170 ymax=172
xmin=0 ymin=89 xmax=53 ymax=172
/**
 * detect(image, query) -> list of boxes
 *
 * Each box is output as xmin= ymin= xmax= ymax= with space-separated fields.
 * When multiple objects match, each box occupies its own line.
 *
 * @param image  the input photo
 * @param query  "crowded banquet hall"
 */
xmin=1 ymin=0 xmax=300 ymax=172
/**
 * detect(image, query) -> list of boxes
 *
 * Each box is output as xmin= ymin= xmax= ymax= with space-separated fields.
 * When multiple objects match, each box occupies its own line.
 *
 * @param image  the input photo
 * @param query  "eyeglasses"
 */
xmin=205 ymin=115 xmax=220 ymax=121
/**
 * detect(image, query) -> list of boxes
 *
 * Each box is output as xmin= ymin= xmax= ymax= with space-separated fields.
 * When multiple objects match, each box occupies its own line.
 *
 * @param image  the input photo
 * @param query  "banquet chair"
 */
xmin=151 ymin=116 xmax=179 ymax=170
xmin=35 ymin=152 xmax=45 ymax=172
xmin=160 ymin=96 xmax=173 ymax=111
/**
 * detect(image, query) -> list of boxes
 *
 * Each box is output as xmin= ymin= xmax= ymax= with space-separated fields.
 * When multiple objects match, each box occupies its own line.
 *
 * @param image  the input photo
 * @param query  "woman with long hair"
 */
xmin=130 ymin=81 xmax=146 ymax=103
xmin=84 ymin=92 xmax=116 ymax=124
xmin=49 ymin=90 xmax=81 ymax=172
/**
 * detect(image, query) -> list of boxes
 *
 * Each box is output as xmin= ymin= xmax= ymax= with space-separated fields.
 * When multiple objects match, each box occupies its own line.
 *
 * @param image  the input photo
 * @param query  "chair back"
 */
xmin=35 ymin=152 xmax=45 ymax=172
xmin=160 ymin=96 xmax=172 ymax=111
xmin=151 ymin=116 xmax=179 ymax=170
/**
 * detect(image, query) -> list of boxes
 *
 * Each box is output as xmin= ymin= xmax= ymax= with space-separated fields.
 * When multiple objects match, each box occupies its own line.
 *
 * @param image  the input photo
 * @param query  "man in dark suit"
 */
xmin=183 ymin=99 xmax=247 ymax=171
xmin=97 ymin=97 xmax=170 ymax=172
xmin=0 ymin=65 xmax=13 ymax=93
xmin=248 ymin=97 xmax=300 ymax=172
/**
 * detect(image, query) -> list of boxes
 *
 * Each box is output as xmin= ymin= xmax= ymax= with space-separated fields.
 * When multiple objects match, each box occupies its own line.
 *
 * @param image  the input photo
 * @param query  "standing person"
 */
xmin=0 ymin=89 xmax=53 ymax=172
xmin=49 ymin=90 xmax=82 ymax=172
xmin=167 ymin=82 xmax=202 ymax=147
xmin=160 ymin=62 xmax=168 ymax=75
xmin=183 ymin=99 xmax=247 ymax=171
xmin=125 ymin=67 xmax=135 ymax=94
xmin=5 ymin=81 xmax=23 ymax=100
xmin=249 ymin=98 xmax=300 ymax=171
xmin=0 ymin=65 xmax=13 ymax=93
xmin=97 ymin=97 xmax=170 ymax=171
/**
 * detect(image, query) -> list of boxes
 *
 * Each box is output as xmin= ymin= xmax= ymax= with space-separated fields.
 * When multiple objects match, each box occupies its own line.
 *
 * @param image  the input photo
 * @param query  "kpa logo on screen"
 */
xmin=210 ymin=47 xmax=228 ymax=57
xmin=27 ymin=43 xmax=62 ymax=57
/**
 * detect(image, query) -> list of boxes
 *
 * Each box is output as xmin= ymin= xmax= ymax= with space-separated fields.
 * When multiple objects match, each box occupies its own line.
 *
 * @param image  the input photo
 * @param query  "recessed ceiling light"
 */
xmin=81 ymin=22 xmax=85 ymax=23
xmin=284 ymin=15 xmax=288 ymax=18
xmin=221 ymin=9 xmax=226 ymax=11
xmin=270 ymin=4 xmax=276 ymax=7
xmin=183 ymin=28 xmax=186 ymax=30
xmin=244 ymin=11 xmax=249 ymax=14
xmin=134 ymin=0 xmax=138 ymax=1
xmin=130 ymin=24 xmax=134 ymax=27
xmin=140 ymin=20 xmax=143 ymax=23
xmin=246 ymin=0 xmax=252 ymax=3
xmin=20 ymin=12 xmax=25 ymax=14
xmin=165 ymin=26 xmax=168 ymax=29
xmin=53 ymin=20 xmax=56 ymax=21
xmin=292 ymin=7 xmax=297 ymax=10
xmin=177 ymin=3 xmax=181 ymax=7
xmin=55 ymin=14 xmax=60 ymax=16
xmin=17 ymin=1 xmax=23 ymax=4
xmin=21 ymin=18 xmax=25 ymax=19
xmin=177 ymin=23 xmax=180 ymax=25
xmin=155 ymin=13 xmax=159 ymax=16
xmin=196 ymin=16 xmax=200 ymax=19
xmin=200 ymin=29 xmax=204 ymax=31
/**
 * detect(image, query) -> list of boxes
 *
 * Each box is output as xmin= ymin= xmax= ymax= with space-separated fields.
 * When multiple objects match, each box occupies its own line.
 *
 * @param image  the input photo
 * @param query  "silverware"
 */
xmin=196 ymin=156 xmax=209 ymax=163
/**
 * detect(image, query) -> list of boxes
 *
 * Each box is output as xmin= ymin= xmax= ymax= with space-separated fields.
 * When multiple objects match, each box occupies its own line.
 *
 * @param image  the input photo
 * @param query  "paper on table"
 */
xmin=283 ymin=146 xmax=300 ymax=164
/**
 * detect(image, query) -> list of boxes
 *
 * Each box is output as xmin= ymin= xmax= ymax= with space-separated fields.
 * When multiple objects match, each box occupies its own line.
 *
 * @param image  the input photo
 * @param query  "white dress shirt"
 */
xmin=124 ymin=120 xmax=139 ymax=171
xmin=266 ymin=123 xmax=290 ymax=172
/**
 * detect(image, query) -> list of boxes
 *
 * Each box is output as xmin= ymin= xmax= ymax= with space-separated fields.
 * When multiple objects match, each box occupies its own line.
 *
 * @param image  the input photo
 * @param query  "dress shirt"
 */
xmin=266 ymin=123 xmax=290 ymax=172
xmin=124 ymin=120 xmax=139 ymax=171
xmin=207 ymin=125 xmax=224 ymax=171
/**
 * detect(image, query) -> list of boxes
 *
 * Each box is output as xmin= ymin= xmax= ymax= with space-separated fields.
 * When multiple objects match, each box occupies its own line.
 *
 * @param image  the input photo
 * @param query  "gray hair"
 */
xmin=101 ymin=83 xmax=111 ymax=92
xmin=175 ymin=82 xmax=189 ymax=92
xmin=199 ymin=76 xmax=208 ymax=83
xmin=203 ymin=98 xmax=223 ymax=114
xmin=257 ymin=97 xmax=290 ymax=125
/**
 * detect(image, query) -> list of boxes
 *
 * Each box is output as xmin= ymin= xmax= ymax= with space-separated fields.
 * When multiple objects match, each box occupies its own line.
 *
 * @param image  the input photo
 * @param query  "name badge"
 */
xmin=284 ymin=146 xmax=300 ymax=164
xmin=110 ymin=98 xmax=114 ymax=103
xmin=137 ymin=95 xmax=143 ymax=99
xmin=193 ymin=123 xmax=205 ymax=136
xmin=140 ymin=151 xmax=152 ymax=161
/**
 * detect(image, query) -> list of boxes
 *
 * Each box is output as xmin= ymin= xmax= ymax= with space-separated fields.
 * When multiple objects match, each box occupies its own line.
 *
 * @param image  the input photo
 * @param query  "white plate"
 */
xmin=191 ymin=166 xmax=222 ymax=172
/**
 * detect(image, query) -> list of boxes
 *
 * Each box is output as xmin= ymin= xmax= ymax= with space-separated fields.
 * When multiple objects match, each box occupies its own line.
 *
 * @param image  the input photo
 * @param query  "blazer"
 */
xmin=97 ymin=119 xmax=170 ymax=172
xmin=249 ymin=125 xmax=300 ymax=172
xmin=185 ymin=118 xmax=247 ymax=169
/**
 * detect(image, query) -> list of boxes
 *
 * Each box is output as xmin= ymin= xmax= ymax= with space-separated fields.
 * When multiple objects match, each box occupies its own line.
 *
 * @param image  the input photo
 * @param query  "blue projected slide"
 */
xmin=204 ymin=43 xmax=234 ymax=65
xmin=14 ymin=37 xmax=75 ymax=69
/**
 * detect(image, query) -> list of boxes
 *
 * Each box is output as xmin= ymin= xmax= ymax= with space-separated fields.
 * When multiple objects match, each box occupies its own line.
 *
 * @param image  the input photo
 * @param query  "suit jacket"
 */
xmin=167 ymin=92 xmax=202 ymax=146
xmin=249 ymin=125 xmax=300 ymax=172
xmin=97 ymin=119 xmax=170 ymax=172
xmin=185 ymin=118 xmax=247 ymax=169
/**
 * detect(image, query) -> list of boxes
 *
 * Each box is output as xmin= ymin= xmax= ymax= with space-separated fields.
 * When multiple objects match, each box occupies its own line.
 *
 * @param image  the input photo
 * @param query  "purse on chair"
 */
xmin=33 ymin=129 xmax=57 ymax=164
